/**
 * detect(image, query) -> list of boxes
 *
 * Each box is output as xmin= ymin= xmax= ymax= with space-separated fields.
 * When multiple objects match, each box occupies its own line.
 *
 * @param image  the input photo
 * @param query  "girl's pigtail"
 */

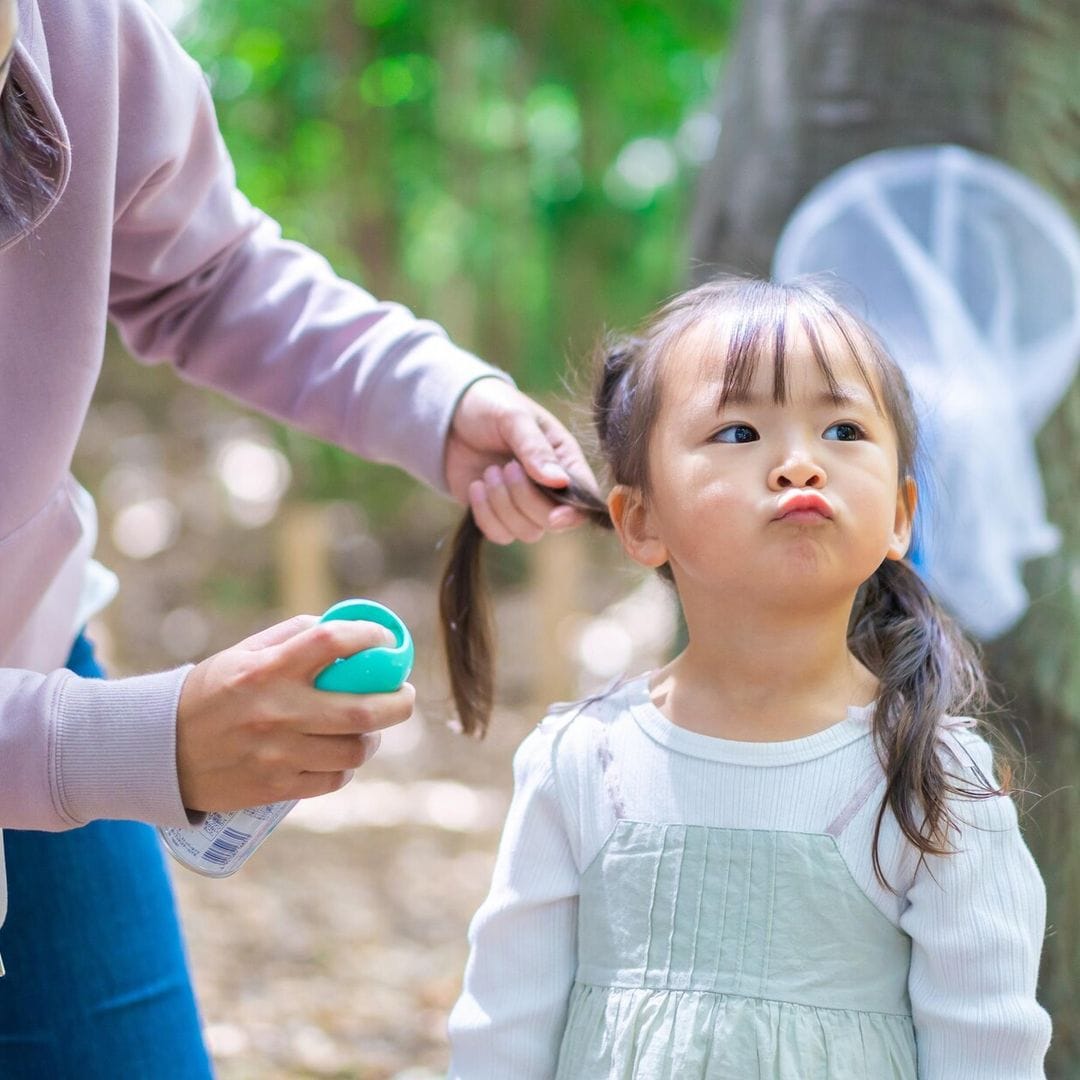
xmin=438 ymin=483 xmax=612 ymax=736
xmin=849 ymin=558 xmax=1003 ymax=887
xmin=439 ymin=335 xmax=642 ymax=736
xmin=438 ymin=512 xmax=494 ymax=737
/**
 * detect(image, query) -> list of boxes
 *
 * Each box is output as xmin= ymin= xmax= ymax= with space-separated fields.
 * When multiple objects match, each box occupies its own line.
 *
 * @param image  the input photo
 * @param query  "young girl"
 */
xmin=440 ymin=277 xmax=1051 ymax=1078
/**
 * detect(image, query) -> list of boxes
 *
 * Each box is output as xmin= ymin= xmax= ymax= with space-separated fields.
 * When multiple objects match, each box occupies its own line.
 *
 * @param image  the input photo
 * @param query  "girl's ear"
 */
xmin=608 ymin=484 xmax=669 ymax=568
xmin=886 ymin=476 xmax=918 ymax=561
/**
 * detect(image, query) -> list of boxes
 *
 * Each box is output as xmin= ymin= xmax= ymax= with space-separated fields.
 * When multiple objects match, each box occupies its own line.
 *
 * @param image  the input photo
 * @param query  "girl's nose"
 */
xmin=769 ymin=456 xmax=826 ymax=490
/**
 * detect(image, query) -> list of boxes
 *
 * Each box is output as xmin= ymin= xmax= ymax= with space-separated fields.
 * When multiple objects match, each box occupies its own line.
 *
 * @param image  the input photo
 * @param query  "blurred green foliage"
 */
xmin=169 ymin=0 xmax=734 ymax=508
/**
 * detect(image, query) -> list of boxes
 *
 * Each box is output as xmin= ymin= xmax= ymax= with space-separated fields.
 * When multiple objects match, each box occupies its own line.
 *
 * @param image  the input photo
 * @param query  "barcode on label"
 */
xmin=203 ymin=826 xmax=252 ymax=867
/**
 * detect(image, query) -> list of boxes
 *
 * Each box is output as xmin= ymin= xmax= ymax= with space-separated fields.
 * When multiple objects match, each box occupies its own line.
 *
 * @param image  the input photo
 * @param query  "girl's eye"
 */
xmin=713 ymin=423 xmax=759 ymax=444
xmin=823 ymin=422 xmax=864 ymax=442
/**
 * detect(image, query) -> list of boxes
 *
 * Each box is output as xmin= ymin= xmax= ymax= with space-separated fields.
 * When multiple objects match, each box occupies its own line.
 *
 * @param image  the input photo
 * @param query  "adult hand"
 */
xmin=445 ymin=377 xmax=599 ymax=545
xmin=175 ymin=615 xmax=414 ymax=812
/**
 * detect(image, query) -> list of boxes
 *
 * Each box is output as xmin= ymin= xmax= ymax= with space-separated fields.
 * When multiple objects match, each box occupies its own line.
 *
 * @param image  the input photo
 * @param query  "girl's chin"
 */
xmin=677 ymin=565 xmax=871 ymax=609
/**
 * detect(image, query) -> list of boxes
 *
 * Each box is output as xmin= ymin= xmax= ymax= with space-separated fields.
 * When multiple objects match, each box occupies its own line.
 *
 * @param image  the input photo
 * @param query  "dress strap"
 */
xmin=826 ymin=763 xmax=885 ymax=838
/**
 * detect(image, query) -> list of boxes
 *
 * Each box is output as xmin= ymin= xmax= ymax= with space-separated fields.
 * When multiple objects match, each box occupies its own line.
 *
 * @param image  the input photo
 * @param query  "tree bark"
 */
xmin=689 ymin=0 xmax=1079 ymax=1068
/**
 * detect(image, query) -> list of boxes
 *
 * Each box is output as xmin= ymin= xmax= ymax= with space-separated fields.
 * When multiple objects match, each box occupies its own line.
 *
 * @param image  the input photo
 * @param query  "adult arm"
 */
xmin=105 ymin=0 xmax=505 ymax=495
xmin=447 ymin=725 xmax=580 ymax=1078
xmin=900 ymin=734 xmax=1052 ymax=1079
xmin=0 ymin=665 xmax=191 ymax=830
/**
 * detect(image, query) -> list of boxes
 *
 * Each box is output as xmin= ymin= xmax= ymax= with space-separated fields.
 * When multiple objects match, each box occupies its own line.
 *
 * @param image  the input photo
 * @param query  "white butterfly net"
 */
xmin=773 ymin=145 xmax=1080 ymax=639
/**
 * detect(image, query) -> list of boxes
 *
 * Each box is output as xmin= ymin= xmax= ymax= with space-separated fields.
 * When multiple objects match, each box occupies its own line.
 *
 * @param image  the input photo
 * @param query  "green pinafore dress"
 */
xmin=553 ymin=764 xmax=917 ymax=1079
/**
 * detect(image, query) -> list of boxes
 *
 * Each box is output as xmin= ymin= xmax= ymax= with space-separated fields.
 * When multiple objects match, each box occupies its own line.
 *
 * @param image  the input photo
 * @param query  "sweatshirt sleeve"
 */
xmin=899 ymin=733 xmax=1052 ymax=1079
xmin=106 ymin=0 xmax=509 ymax=494
xmin=0 ymin=665 xmax=195 ymax=830
xmin=447 ymin=723 xmax=580 ymax=1078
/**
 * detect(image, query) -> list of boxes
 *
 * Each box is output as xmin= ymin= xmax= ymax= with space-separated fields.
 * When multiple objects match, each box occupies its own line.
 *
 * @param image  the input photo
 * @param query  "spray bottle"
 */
xmin=160 ymin=598 xmax=413 ymax=877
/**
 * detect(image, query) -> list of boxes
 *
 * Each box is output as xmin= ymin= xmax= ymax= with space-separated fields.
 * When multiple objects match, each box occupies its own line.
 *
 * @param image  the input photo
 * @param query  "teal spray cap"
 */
xmin=313 ymin=598 xmax=414 ymax=694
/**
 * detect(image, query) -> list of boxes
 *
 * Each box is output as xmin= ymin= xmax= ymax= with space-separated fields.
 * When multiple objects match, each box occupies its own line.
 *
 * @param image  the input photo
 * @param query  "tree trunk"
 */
xmin=689 ymin=0 xmax=1079 ymax=1068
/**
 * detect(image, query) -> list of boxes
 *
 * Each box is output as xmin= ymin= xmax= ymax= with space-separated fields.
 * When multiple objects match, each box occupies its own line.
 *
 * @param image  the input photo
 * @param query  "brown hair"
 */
xmin=440 ymin=275 xmax=1009 ymax=885
xmin=0 ymin=71 xmax=62 ymax=234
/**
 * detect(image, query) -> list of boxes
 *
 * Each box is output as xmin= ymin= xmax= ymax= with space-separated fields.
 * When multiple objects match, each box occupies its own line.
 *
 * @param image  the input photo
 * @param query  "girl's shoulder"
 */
xmin=538 ymin=674 xmax=641 ymax=742
xmin=515 ymin=675 xmax=644 ymax=790
xmin=937 ymin=717 xmax=1001 ymax=787
xmin=933 ymin=717 xmax=1024 ymax=836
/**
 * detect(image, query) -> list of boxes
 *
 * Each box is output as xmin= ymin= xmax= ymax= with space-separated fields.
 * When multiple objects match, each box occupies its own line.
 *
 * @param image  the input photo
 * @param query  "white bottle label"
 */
xmin=160 ymin=800 xmax=297 ymax=877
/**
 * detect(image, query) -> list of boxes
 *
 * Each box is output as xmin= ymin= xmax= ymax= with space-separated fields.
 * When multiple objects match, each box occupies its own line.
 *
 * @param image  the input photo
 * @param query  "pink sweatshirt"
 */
xmin=0 ymin=0 xmax=503 ymax=912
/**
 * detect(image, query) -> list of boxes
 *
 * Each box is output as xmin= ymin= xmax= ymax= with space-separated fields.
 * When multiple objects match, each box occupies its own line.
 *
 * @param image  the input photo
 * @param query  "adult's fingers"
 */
xmin=478 ymin=464 xmax=546 ymax=543
xmin=468 ymin=479 xmax=516 ymax=545
xmin=502 ymin=461 xmax=561 ymax=529
xmin=499 ymin=408 xmax=572 ymax=490
xmin=291 ymin=734 xmax=381 ymax=799
xmin=291 ymin=683 xmax=416 ymax=735
xmin=501 ymin=406 xmax=604 ymax=533
xmin=510 ymin=405 xmax=601 ymax=493
xmin=289 ymin=731 xmax=384 ymax=774
xmin=270 ymin=618 xmax=397 ymax=683
xmin=475 ymin=458 xmax=596 ymax=541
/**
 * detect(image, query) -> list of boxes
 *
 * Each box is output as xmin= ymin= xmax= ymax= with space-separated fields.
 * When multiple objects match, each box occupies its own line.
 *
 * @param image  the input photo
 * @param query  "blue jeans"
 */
xmin=0 ymin=634 xmax=213 ymax=1078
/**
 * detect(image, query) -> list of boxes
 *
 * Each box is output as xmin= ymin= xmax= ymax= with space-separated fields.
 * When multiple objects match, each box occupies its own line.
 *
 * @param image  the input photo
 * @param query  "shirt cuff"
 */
xmin=52 ymin=665 xmax=196 ymax=828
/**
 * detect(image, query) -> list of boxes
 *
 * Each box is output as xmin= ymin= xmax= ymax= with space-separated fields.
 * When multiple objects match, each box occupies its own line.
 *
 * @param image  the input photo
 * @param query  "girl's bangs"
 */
xmin=663 ymin=293 xmax=885 ymax=415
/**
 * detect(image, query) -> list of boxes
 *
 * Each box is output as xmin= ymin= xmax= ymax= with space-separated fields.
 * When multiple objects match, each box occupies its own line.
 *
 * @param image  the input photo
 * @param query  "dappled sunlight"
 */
xmin=111 ymin=497 xmax=181 ymax=559
xmin=215 ymin=436 xmax=292 ymax=527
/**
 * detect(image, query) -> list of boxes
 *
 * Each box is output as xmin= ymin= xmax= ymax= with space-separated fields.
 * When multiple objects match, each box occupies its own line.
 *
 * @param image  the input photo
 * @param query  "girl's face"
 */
xmin=0 ymin=1 xmax=16 ymax=95
xmin=611 ymin=316 xmax=914 ymax=610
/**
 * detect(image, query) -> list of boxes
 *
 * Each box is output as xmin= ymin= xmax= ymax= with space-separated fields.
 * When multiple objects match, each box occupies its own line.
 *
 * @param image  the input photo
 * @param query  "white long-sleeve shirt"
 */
xmin=447 ymin=675 xmax=1051 ymax=1079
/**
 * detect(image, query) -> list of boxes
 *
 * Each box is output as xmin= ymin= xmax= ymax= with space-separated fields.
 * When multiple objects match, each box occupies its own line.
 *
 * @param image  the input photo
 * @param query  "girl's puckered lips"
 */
xmin=773 ymin=491 xmax=834 ymax=521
